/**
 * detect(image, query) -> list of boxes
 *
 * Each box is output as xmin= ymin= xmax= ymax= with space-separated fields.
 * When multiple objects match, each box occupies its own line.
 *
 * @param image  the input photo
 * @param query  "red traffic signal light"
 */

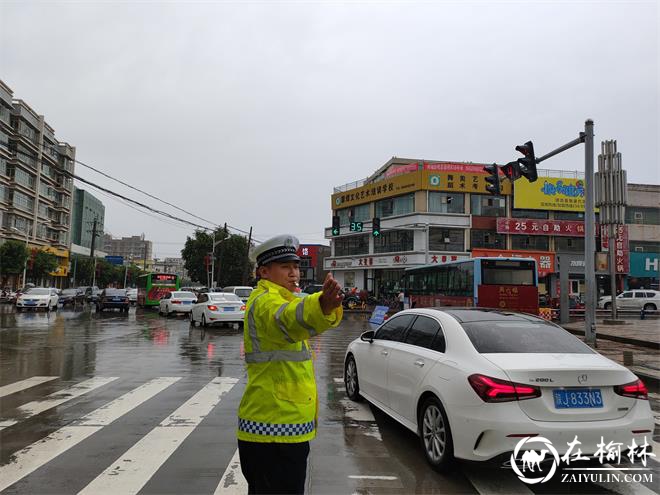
xmin=501 ymin=160 xmax=521 ymax=181
xmin=516 ymin=141 xmax=537 ymax=182
xmin=483 ymin=163 xmax=501 ymax=195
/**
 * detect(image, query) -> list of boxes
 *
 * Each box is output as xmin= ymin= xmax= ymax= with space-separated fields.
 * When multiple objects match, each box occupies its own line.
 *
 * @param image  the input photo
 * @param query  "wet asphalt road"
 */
xmin=0 ymin=304 xmax=658 ymax=495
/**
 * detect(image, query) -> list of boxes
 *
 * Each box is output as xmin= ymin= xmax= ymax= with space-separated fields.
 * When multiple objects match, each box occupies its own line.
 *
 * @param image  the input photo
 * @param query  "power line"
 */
xmin=0 ymin=140 xmax=262 ymax=241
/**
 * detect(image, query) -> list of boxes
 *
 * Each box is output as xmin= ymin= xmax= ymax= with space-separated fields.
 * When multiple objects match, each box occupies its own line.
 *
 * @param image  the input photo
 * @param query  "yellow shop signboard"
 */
xmin=514 ymin=177 xmax=597 ymax=212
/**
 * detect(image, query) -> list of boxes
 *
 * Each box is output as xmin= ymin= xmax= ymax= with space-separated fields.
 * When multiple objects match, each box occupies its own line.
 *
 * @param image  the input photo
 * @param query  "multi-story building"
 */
xmin=325 ymin=157 xmax=659 ymax=298
xmin=152 ymin=257 xmax=189 ymax=281
xmin=71 ymin=187 xmax=105 ymax=250
xmin=103 ymin=234 xmax=153 ymax=263
xmin=0 ymin=80 xmax=75 ymax=285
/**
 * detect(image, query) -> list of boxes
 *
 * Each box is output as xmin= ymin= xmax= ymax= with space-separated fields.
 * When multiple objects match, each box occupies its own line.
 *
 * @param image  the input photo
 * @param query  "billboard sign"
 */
xmin=514 ymin=177 xmax=598 ymax=212
xmin=496 ymin=218 xmax=585 ymax=237
xmin=105 ymin=255 xmax=124 ymax=266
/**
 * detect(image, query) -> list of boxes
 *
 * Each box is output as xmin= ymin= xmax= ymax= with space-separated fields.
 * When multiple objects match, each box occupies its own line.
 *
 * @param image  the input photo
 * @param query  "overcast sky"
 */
xmin=1 ymin=0 xmax=657 ymax=257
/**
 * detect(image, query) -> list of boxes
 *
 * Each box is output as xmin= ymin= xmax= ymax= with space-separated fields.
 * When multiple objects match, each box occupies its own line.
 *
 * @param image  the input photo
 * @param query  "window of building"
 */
xmin=374 ymin=229 xmax=414 ymax=253
xmin=0 ymin=104 xmax=10 ymax=125
xmin=338 ymin=204 xmax=370 ymax=226
xmin=38 ymin=202 xmax=48 ymax=218
xmin=511 ymin=236 xmax=549 ymax=250
xmin=555 ymin=237 xmax=585 ymax=252
xmin=0 ymin=158 xmax=7 ymax=177
xmin=375 ymin=193 xmax=414 ymax=218
xmin=428 ymin=192 xmax=465 ymax=214
xmin=554 ymin=211 xmax=585 ymax=221
xmin=0 ymin=184 xmax=8 ymax=203
xmin=470 ymin=230 xmax=505 ymax=249
xmin=470 ymin=194 xmax=506 ymax=216
xmin=626 ymin=207 xmax=660 ymax=226
xmin=13 ymin=167 xmax=35 ymax=189
xmin=12 ymin=191 xmax=34 ymax=212
xmin=511 ymin=208 xmax=549 ymax=219
xmin=429 ymin=227 xmax=465 ymax=252
xmin=334 ymin=234 xmax=369 ymax=256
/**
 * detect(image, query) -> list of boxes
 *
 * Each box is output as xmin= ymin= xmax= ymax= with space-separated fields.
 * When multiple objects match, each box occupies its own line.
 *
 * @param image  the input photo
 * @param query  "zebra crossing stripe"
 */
xmin=0 ymin=376 xmax=119 ymax=430
xmin=78 ymin=376 xmax=239 ymax=495
xmin=214 ymin=448 xmax=248 ymax=494
xmin=0 ymin=376 xmax=59 ymax=398
xmin=0 ymin=377 xmax=181 ymax=492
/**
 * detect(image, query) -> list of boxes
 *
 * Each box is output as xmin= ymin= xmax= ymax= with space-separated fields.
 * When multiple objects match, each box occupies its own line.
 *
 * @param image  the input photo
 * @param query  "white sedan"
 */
xmin=16 ymin=287 xmax=59 ymax=312
xmin=158 ymin=291 xmax=198 ymax=316
xmin=344 ymin=308 xmax=653 ymax=471
xmin=190 ymin=292 xmax=245 ymax=328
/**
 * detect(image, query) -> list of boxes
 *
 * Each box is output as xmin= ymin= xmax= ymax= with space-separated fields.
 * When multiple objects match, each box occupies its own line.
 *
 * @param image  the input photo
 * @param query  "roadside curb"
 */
xmin=562 ymin=326 xmax=660 ymax=351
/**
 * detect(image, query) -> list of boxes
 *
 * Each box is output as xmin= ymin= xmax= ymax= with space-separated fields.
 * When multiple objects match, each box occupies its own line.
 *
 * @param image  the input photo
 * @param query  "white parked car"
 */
xmin=158 ymin=291 xmax=197 ymax=316
xmin=598 ymin=290 xmax=660 ymax=311
xmin=344 ymin=308 xmax=653 ymax=471
xmin=190 ymin=292 xmax=245 ymax=328
xmin=16 ymin=287 xmax=59 ymax=312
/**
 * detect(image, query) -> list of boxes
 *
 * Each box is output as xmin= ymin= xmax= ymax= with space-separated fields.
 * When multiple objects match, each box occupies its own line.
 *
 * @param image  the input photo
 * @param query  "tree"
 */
xmin=0 ymin=240 xmax=29 ymax=275
xmin=181 ymin=228 xmax=254 ymax=286
xmin=30 ymin=250 xmax=58 ymax=282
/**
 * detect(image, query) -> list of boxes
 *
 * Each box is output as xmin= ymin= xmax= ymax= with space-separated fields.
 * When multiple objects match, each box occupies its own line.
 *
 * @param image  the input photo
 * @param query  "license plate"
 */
xmin=553 ymin=388 xmax=603 ymax=409
xmin=183 ymin=301 xmax=192 ymax=305
xmin=25 ymin=301 xmax=36 ymax=305
xmin=223 ymin=307 xmax=235 ymax=311
xmin=113 ymin=298 xmax=120 ymax=301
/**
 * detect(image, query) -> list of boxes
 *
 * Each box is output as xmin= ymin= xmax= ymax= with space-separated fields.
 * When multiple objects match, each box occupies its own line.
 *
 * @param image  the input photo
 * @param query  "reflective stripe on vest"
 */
xmin=295 ymin=298 xmax=317 ymax=337
xmin=238 ymin=418 xmax=315 ymax=436
xmin=246 ymin=290 xmax=311 ymax=363
xmin=274 ymin=303 xmax=295 ymax=343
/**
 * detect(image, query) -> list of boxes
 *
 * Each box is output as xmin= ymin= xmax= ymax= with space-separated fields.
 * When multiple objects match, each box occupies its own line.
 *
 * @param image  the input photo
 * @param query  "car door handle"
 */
xmin=414 ymin=360 xmax=425 ymax=367
xmin=381 ymin=350 xmax=389 ymax=356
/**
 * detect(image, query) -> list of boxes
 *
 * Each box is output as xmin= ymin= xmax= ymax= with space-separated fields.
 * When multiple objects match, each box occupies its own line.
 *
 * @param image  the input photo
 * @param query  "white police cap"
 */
xmin=253 ymin=234 xmax=301 ymax=267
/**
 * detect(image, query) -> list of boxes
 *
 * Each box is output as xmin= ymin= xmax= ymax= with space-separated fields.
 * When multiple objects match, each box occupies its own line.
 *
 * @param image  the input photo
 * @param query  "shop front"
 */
xmin=628 ymin=252 xmax=659 ymax=290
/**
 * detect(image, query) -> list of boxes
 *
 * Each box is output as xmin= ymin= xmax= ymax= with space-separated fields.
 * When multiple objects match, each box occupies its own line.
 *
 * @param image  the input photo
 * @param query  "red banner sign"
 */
xmin=471 ymin=248 xmax=555 ymax=278
xmin=600 ymin=225 xmax=629 ymax=274
xmin=496 ymin=218 xmax=585 ymax=237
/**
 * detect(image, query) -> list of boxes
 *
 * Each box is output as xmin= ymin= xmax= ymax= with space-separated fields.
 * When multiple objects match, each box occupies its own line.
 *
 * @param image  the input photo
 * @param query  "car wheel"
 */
xmin=419 ymin=396 xmax=454 ymax=472
xmin=604 ymin=302 xmax=611 ymax=310
xmin=201 ymin=314 xmax=208 ymax=328
xmin=643 ymin=303 xmax=656 ymax=311
xmin=344 ymin=355 xmax=361 ymax=401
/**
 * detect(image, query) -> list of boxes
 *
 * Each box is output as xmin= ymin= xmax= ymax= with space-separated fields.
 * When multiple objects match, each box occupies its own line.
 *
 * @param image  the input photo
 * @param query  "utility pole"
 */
xmin=218 ymin=223 xmax=227 ymax=287
xmin=211 ymin=230 xmax=216 ymax=289
xmin=243 ymin=226 xmax=252 ymax=285
xmin=583 ymin=120 xmax=596 ymax=346
xmin=89 ymin=218 xmax=98 ymax=287
xmin=143 ymin=241 xmax=147 ymax=271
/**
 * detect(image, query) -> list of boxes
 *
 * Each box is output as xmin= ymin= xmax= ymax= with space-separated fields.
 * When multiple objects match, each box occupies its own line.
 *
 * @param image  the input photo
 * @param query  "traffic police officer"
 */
xmin=237 ymin=234 xmax=343 ymax=494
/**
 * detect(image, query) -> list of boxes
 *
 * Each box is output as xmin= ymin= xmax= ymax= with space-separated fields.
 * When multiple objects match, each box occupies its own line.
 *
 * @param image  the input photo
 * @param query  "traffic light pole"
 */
xmin=583 ymin=120 xmax=596 ymax=346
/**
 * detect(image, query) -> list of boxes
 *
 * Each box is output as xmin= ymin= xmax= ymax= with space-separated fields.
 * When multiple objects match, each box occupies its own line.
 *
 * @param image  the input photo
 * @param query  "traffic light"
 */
xmin=501 ymin=160 xmax=521 ymax=181
xmin=331 ymin=215 xmax=340 ymax=236
xmin=515 ymin=141 xmax=537 ymax=182
xmin=483 ymin=163 xmax=501 ymax=195
xmin=372 ymin=217 xmax=381 ymax=237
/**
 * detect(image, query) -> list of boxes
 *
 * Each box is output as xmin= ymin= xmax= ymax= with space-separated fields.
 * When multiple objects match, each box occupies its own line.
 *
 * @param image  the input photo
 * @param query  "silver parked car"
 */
xmin=598 ymin=289 xmax=660 ymax=311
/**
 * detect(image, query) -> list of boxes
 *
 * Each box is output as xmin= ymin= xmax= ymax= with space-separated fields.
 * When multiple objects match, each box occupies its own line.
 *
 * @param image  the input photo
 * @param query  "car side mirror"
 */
xmin=360 ymin=330 xmax=375 ymax=343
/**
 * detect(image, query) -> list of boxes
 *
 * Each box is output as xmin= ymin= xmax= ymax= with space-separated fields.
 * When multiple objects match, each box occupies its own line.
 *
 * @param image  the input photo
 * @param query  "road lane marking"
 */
xmin=78 ymin=376 xmax=238 ymax=495
xmin=348 ymin=475 xmax=398 ymax=480
xmin=464 ymin=469 xmax=534 ymax=495
xmin=0 ymin=377 xmax=180 ymax=492
xmin=0 ymin=376 xmax=59 ymax=398
xmin=0 ymin=377 xmax=118 ymax=430
xmin=214 ymin=448 xmax=247 ymax=494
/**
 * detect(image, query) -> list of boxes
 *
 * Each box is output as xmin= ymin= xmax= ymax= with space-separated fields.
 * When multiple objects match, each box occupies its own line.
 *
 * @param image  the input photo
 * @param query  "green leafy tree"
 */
xmin=181 ymin=228 xmax=253 ymax=286
xmin=29 ymin=251 xmax=59 ymax=282
xmin=0 ymin=240 xmax=29 ymax=275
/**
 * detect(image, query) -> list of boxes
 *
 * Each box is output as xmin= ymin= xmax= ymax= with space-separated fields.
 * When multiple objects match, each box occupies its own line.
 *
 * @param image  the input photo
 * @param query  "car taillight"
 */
xmin=172 ymin=300 xmax=181 ymax=304
xmin=207 ymin=305 xmax=218 ymax=311
xmin=240 ymin=305 xmax=246 ymax=311
xmin=468 ymin=374 xmax=541 ymax=403
xmin=614 ymin=379 xmax=648 ymax=400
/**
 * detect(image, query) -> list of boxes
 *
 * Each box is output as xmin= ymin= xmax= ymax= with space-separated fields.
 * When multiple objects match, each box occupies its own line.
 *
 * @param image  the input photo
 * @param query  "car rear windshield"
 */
xmin=461 ymin=320 xmax=594 ymax=354
xmin=62 ymin=289 xmax=78 ymax=295
xmin=104 ymin=289 xmax=127 ymax=296
xmin=209 ymin=293 xmax=241 ymax=302
xmin=235 ymin=289 xmax=253 ymax=297
xmin=172 ymin=291 xmax=195 ymax=298
xmin=27 ymin=288 xmax=50 ymax=295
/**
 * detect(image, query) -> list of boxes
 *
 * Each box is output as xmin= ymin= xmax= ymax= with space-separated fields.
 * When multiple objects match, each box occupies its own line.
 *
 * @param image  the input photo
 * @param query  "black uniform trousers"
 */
xmin=238 ymin=439 xmax=310 ymax=494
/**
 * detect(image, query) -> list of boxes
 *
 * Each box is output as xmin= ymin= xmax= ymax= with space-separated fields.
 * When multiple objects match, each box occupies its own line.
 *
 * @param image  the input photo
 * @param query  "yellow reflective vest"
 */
xmin=237 ymin=279 xmax=343 ymax=443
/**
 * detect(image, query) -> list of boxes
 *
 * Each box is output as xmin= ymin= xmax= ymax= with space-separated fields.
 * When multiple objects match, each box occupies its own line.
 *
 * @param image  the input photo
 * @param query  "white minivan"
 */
xmin=221 ymin=286 xmax=254 ymax=303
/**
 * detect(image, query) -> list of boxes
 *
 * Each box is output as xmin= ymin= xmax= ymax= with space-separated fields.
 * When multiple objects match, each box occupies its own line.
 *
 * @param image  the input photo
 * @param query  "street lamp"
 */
xmin=9 ymin=226 xmax=29 ymax=288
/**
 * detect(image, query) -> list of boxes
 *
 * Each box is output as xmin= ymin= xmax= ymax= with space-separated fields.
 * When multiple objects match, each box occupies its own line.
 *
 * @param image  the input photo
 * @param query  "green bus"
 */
xmin=137 ymin=273 xmax=180 ymax=307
